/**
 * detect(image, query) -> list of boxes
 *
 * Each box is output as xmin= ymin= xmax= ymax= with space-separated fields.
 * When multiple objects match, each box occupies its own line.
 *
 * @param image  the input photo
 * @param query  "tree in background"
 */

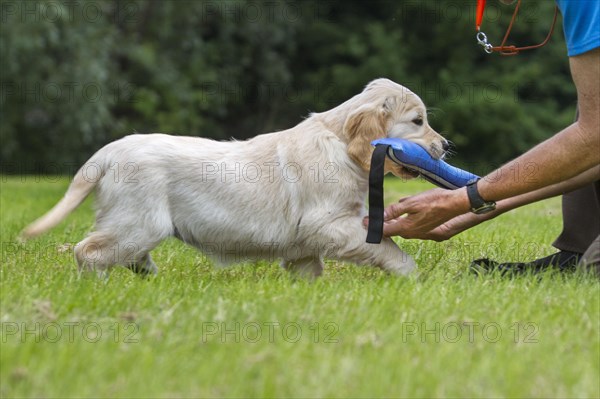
xmin=1 ymin=0 xmax=575 ymax=173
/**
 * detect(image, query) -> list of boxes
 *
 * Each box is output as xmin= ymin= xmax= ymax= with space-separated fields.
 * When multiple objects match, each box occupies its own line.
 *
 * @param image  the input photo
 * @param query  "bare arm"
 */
xmin=491 ymin=165 xmax=600 ymax=214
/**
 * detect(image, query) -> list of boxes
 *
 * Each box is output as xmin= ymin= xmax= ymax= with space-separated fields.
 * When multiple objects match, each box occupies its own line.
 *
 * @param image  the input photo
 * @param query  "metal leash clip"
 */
xmin=476 ymin=31 xmax=493 ymax=54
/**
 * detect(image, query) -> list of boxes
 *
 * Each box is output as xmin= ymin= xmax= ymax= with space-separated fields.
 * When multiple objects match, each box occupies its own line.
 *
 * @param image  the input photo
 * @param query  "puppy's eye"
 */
xmin=412 ymin=117 xmax=423 ymax=126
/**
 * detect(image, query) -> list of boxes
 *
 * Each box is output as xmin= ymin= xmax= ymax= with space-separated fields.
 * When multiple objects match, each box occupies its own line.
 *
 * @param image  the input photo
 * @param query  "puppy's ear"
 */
xmin=383 ymin=96 xmax=396 ymax=113
xmin=343 ymin=103 xmax=389 ymax=172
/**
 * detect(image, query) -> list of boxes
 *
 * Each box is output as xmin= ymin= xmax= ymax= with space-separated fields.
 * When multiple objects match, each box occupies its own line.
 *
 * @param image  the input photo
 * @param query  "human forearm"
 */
xmin=476 ymin=164 xmax=600 ymax=222
xmin=477 ymin=123 xmax=599 ymax=203
xmin=492 ymin=164 xmax=600 ymax=213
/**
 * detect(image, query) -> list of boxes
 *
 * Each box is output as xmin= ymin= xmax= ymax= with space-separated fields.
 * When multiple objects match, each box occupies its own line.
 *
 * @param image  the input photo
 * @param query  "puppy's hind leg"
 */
xmin=126 ymin=253 xmax=158 ymax=276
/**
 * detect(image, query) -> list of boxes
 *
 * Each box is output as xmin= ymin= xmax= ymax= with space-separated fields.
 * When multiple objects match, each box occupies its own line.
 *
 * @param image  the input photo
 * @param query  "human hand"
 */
xmin=375 ymin=188 xmax=471 ymax=239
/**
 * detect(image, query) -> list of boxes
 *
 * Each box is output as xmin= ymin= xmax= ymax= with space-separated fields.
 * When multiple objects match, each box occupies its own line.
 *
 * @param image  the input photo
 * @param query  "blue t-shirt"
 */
xmin=556 ymin=0 xmax=600 ymax=56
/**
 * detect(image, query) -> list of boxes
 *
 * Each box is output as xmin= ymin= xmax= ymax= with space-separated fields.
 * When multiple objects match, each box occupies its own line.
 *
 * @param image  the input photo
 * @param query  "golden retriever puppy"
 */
xmin=22 ymin=78 xmax=448 ymax=278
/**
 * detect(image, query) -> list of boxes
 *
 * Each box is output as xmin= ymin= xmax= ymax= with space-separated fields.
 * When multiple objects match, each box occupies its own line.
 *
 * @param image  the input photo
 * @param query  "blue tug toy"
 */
xmin=366 ymin=138 xmax=480 ymax=243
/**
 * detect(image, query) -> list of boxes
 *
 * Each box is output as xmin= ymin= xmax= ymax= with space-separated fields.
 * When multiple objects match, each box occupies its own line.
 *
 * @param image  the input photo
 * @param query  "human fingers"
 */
xmin=383 ymin=200 xmax=411 ymax=221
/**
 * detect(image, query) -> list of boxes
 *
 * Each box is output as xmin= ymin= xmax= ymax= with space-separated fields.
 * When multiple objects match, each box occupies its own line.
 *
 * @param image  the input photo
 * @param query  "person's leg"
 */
xmin=553 ymin=181 xmax=600 ymax=254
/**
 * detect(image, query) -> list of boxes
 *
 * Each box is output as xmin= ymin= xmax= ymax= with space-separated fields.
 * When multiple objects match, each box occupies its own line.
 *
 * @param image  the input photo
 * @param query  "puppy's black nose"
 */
xmin=442 ymin=140 xmax=450 ymax=152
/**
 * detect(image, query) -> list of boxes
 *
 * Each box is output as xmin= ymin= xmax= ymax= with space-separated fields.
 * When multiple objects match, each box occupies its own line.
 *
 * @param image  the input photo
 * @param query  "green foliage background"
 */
xmin=1 ymin=0 xmax=576 ymax=173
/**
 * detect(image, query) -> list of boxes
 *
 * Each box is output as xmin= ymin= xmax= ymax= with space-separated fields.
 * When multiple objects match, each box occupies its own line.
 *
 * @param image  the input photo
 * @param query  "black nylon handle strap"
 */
xmin=366 ymin=144 xmax=389 ymax=244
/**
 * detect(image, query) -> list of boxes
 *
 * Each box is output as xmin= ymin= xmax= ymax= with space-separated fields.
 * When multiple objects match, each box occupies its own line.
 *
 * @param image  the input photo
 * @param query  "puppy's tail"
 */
xmin=20 ymin=165 xmax=100 ymax=240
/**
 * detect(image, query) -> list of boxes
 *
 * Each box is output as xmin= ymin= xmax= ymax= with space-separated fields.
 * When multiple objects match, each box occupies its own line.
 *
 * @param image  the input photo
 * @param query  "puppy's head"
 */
xmin=343 ymin=78 xmax=449 ymax=177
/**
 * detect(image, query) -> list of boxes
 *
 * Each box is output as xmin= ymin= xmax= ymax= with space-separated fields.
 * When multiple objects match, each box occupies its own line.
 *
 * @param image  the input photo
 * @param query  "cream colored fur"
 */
xmin=22 ymin=78 xmax=448 ymax=277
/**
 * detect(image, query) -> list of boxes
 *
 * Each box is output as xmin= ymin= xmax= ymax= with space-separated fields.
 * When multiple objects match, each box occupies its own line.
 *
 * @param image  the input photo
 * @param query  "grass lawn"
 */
xmin=1 ymin=175 xmax=598 ymax=398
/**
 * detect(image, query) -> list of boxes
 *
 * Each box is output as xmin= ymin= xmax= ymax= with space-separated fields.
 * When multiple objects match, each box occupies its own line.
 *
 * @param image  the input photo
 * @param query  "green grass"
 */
xmin=1 ymin=176 xmax=598 ymax=398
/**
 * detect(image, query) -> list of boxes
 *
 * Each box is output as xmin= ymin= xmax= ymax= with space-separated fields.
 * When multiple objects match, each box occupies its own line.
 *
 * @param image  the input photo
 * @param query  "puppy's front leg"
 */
xmin=322 ymin=218 xmax=416 ymax=275
xmin=366 ymin=237 xmax=417 ymax=275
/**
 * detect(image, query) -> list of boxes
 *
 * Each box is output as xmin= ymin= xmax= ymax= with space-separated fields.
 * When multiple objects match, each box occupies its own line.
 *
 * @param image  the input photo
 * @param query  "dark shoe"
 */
xmin=470 ymin=250 xmax=582 ymax=275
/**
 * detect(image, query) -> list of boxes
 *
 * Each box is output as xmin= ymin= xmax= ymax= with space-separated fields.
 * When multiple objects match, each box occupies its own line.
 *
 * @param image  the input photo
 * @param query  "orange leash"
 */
xmin=476 ymin=0 xmax=559 ymax=56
